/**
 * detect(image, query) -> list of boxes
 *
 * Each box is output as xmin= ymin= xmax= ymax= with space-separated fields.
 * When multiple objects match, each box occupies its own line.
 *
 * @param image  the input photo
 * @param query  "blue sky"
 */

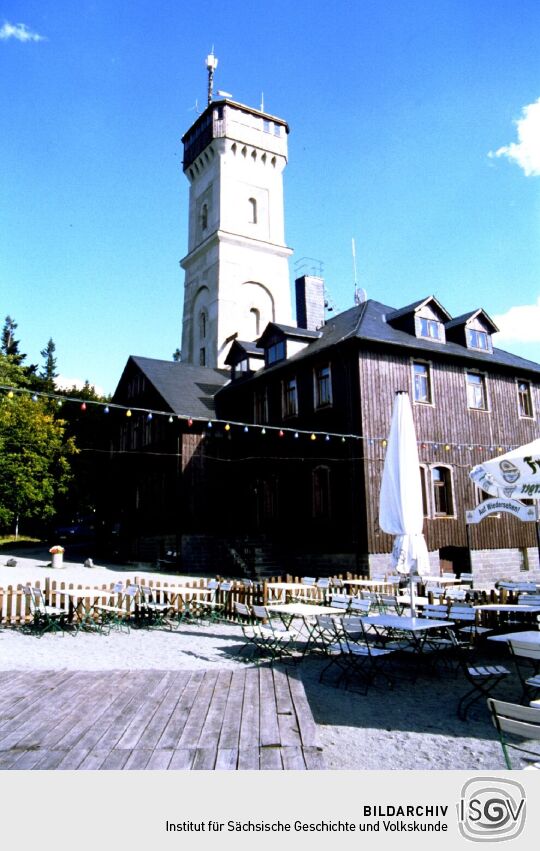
xmin=1 ymin=0 xmax=539 ymax=396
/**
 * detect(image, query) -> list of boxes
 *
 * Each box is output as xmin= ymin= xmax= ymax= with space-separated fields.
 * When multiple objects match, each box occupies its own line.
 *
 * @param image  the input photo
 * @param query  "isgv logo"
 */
xmin=458 ymin=777 xmax=526 ymax=842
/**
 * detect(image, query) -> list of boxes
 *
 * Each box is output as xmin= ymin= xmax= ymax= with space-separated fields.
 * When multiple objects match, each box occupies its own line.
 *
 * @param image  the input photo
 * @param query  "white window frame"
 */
xmin=412 ymin=359 xmax=434 ymax=406
xmin=466 ymin=370 xmax=489 ymax=412
xmin=516 ymin=379 xmax=535 ymax=420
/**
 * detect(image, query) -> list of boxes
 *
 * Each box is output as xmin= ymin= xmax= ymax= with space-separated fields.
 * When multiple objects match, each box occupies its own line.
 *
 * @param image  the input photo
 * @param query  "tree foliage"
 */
xmin=0 ymin=355 xmax=77 ymax=533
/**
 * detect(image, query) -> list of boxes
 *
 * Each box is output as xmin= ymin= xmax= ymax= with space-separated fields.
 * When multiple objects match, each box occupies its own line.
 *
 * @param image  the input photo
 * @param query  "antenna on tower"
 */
xmin=260 ymin=92 xmax=264 ymax=112
xmin=352 ymin=238 xmax=367 ymax=305
xmin=205 ymin=49 xmax=218 ymax=105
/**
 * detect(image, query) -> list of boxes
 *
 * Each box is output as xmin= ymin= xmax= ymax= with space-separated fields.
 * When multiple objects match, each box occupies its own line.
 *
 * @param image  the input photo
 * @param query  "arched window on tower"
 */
xmin=200 ymin=203 xmax=208 ymax=231
xmin=199 ymin=310 xmax=207 ymax=340
xmin=249 ymin=307 xmax=260 ymax=337
xmin=248 ymin=197 xmax=257 ymax=224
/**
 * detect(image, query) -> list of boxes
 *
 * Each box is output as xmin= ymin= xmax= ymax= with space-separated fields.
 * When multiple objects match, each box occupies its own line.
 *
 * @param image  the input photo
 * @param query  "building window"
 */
xmin=263 ymin=119 xmax=271 ymax=133
xmin=432 ymin=466 xmax=454 ymax=516
xmin=199 ymin=347 xmax=206 ymax=367
xmin=232 ymin=359 xmax=249 ymax=379
xmin=420 ymin=465 xmax=429 ymax=517
xmin=517 ymin=380 xmax=534 ymax=418
xmin=314 ymin=365 xmax=332 ymax=408
xmin=267 ymin=340 xmax=286 ymax=365
xmin=413 ymin=361 xmax=432 ymax=404
xmin=274 ymin=124 xmax=281 ymax=137
xmin=466 ymin=372 xmax=488 ymax=410
xmin=254 ymin=388 xmax=268 ymax=424
xmin=282 ymin=377 xmax=298 ymax=418
xmin=313 ymin=466 xmax=331 ymax=518
xmin=468 ymin=328 xmax=489 ymax=350
xmin=419 ymin=318 xmax=442 ymax=340
xmin=248 ymin=197 xmax=257 ymax=224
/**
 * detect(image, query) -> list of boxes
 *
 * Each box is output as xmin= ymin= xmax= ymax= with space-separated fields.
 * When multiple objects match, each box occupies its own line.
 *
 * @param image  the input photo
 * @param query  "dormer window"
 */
xmin=232 ymin=359 xmax=249 ymax=379
xmin=419 ymin=318 xmax=442 ymax=341
xmin=468 ymin=328 xmax=489 ymax=351
xmin=267 ymin=340 xmax=286 ymax=365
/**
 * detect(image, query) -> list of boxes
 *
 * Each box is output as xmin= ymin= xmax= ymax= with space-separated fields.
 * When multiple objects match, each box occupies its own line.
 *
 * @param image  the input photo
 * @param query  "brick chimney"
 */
xmin=295 ymin=275 xmax=325 ymax=331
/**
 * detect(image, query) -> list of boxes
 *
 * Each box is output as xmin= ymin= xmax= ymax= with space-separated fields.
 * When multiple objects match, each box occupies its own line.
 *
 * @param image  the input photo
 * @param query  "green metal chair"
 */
xmin=21 ymin=585 xmax=69 ymax=637
xmin=487 ymin=698 xmax=540 ymax=769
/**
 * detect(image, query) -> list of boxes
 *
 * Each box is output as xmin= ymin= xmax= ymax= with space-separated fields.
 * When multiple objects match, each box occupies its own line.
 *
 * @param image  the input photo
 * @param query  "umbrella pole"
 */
xmin=409 ymin=573 xmax=416 ymax=617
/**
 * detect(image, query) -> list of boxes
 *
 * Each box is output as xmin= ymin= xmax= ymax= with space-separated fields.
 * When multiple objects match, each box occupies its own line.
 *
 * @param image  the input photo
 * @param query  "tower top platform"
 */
xmin=182 ymin=98 xmax=289 ymax=172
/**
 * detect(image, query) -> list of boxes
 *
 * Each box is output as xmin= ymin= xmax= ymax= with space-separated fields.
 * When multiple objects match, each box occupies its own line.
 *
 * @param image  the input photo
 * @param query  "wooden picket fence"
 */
xmin=0 ymin=573 xmax=533 ymax=628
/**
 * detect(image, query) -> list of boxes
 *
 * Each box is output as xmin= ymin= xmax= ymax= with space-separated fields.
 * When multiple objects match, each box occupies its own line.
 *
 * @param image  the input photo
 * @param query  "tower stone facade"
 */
xmin=180 ymin=99 xmax=293 ymax=367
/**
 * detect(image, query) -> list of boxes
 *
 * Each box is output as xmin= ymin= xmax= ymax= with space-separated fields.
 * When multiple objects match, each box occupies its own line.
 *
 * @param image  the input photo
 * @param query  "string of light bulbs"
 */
xmin=0 ymin=383 xmax=521 ymax=453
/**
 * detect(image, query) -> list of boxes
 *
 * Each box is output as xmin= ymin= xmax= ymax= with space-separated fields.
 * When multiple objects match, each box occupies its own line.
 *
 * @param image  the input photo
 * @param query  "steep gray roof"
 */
xmin=274 ymin=299 xmax=540 ymax=376
xmin=114 ymin=356 xmax=229 ymax=418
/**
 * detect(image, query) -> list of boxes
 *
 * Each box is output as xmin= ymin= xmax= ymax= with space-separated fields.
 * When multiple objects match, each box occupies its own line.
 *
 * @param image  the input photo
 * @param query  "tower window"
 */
xmin=200 ymin=203 xmax=208 ymax=231
xmin=249 ymin=307 xmax=260 ymax=337
xmin=199 ymin=347 xmax=206 ymax=367
xmin=248 ymin=197 xmax=257 ymax=224
xmin=199 ymin=310 xmax=207 ymax=340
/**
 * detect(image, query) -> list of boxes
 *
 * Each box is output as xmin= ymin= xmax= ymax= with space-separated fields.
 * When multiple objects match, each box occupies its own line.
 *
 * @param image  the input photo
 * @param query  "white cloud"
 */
xmin=56 ymin=376 xmax=106 ymax=397
xmin=0 ymin=21 xmax=45 ymax=42
xmin=493 ymin=296 xmax=540 ymax=343
xmin=489 ymin=98 xmax=540 ymax=177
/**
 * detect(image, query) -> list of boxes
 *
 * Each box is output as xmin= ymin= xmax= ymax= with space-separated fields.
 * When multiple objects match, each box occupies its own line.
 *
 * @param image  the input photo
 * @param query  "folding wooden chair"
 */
xmin=322 ymin=616 xmax=397 ymax=694
xmin=93 ymin=583 xmax=138 ymax=632
xmin=197 ymin=580 xmax=233 ymax=623
xmin=447 ymin=604 xmax=491 ymax=648
xmin=138 ymin=585 xmax=175 ymax=630
xmin=21 ymin=585 xmax=69 ymax=637
xmin=450 ymin=632 xmax=512 ymax=720
xmin=487 ymin=698 xmax=540 ymax=769
xmin=507 ymin=639 xmax=540 ymax=703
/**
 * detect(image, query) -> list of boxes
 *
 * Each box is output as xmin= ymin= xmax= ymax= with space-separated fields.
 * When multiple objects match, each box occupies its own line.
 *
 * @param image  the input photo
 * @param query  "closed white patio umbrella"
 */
xmin=379 ymin=391 xmax=430 ymax=615
xmin=470 ymin=438 xmax=540 ymax=500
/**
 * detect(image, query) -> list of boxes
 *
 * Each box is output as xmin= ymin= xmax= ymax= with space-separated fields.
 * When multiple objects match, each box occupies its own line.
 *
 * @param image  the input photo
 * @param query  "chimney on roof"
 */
xmin=295 ymin=275 xmax=325 ymax=331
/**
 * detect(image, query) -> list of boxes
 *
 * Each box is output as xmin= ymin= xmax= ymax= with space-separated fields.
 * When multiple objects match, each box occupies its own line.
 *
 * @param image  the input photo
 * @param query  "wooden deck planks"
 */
xmin=0 ymin=666 xmax=324 ymax=770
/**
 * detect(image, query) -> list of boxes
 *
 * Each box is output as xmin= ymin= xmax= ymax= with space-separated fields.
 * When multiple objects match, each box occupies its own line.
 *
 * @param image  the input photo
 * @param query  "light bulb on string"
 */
xmin=80 ymin=402 xmax=87 ymax=411
xmin=126 ymin=409 xmax=132 ymax=417
xmin=7 ymin=390 xmax=14 ymax=399
xmin=147 ymin=413 xmax=153 ymax=421
xmin=325 ymin=434 xmax=330 ymax=442
xmin=187 ymin=417 xmax=193 ymax=427
xmin=244 ymin=426 xmax=249 ymax=433
xmin=207 ymin=421 xmax=213 ymax=429
xmin=224 ymin=423 xmax=231 ymax=431
xmin=261 ymin=427 xmax=266 ymax=435
xmin=279 ymin=430 xmax=284 ymax=438
xmin=310 ymin=434 xmax=316 ymax=441
xmin=168 ymin=416 xmax=173 ymax=423
xmin=104 ymin=406 xmax=110 ymax=414
xmin=32 ymin=394 xmax=39 ymax=402
xmin=294 ymin=432 xmax=299 ymax=439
